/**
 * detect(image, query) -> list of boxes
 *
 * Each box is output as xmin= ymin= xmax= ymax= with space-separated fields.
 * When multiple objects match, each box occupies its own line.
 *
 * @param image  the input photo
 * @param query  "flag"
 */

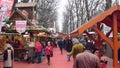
xmin=0 ymin=16 xmax=2 ymax=32
xmin=0 ymin=0 xmax=14 ymax=16
xmin=0 ymin=0 xmax=14 ymax=32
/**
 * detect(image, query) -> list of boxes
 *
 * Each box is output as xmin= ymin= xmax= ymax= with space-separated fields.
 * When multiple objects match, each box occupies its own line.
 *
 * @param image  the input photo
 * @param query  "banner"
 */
xmin=22 ymin=10 xmax=29 ymax=18
xmin=0 ymin=0 xmax=14 ymax=16
xmin=0 ymin=0 xmax=2 ymax=7
xmin=0 ymin=0 xmax=14 ymax=28
xmin=0 ymin=15 xmax=2 ymax=32
xmin=16 ymin=20 xmax=27 ymax=34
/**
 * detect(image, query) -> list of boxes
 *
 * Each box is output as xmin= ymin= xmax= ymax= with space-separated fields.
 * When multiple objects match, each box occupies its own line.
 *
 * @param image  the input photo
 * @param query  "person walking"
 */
xmin=66 ymin=38 xmax=73 ymax=61
xmin=118 ymin=48 xmax=120 ymax=63
xmin=73 ymin=42 xmax=100 ymax=68
xmin=35 ymin=41 xmax=42 ymax=63
xmin=3 ymin=46 xmax=14 ymax=68
xmin=45 ymin=42 xmax=53 ymax=65
xmin=27 ymin=42 xmax=35 ymax=63
xmin=67 ymin=38 xmax=84 ymax=60
xmin=58 ymin=39 xmax=64 ymax=54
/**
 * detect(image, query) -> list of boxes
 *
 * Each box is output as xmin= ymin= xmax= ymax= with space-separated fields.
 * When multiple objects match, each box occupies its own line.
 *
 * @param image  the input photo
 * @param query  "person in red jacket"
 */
xmin=35 ymin=41 xmax=42 ymax=63
xmin=45 ymin=41 xmax=53 ymax=65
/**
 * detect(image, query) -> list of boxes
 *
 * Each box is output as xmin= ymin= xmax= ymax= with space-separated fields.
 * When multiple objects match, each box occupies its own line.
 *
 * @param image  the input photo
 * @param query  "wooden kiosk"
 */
xmin=70 ymin=5 xmax=120 ymax=68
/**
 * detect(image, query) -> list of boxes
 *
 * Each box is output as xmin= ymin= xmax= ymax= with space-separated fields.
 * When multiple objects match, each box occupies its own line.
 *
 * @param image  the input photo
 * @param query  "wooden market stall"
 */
xmin=29 ymin=27 xmax=52 ymax=42
xmin=56 ymin=32 xmax=68 ymax=39
xmin=1 ymin=1 xmax=39 ymax=61
xmin=70 ymin=5 xmax=120 ymax=68
xmin=2 ymin=8 xmax=35 ymax=60
xmin=0 ymin=35 xmax=7 ymax=54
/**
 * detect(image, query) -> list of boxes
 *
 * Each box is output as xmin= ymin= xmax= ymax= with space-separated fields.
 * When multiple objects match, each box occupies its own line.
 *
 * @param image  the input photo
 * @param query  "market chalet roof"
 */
xmin=15 ymin=2 xmax=37 ymax=7
xmin=8 ymin=8 xmax=33 ymax=26
xmin=70 ymin=5 xmax=120 ymax=37
xmin=4 ymin=8 xmax=50 ymax=33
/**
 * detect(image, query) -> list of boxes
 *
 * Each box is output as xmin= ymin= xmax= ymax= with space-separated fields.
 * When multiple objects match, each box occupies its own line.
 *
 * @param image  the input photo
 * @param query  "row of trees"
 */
xmin=63 ymin=0 xmax=117 ymax=34
xmin=35 ymin=0 xmax=118 ymax=33
xmin=36 ymin=0 xmax=58 ymax=28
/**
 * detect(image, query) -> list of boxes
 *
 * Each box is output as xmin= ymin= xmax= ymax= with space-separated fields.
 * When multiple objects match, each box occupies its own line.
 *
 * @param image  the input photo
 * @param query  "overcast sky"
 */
xmin=57 ymin=0 xmax=67 ymax=32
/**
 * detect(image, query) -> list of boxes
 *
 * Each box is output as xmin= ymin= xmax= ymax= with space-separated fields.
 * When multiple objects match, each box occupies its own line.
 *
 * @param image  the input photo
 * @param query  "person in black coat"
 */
xmin=66 ymin=38 xmax=73 ymax=61
xmin=66 ymin=38 xmax=73 ymax=52
xmin=58 ymin=39 xmax=64 ymax=54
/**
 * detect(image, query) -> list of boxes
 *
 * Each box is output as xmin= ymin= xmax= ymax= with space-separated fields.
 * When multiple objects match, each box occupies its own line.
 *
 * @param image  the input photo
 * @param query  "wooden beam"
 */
xmin=113 ymin=13 xmax=119 ymax=68
xmin=118 ymin=41 xmax=120 ymax=48
xmin=70 ymin=30 xmax=79 ymax=37
xmin=92 ymin=26 xmax=113 ymax=49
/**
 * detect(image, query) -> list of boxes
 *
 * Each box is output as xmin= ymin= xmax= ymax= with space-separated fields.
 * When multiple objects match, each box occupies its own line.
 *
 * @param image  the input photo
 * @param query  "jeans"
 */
xmin=27 ymin=57 xmax=34 ymax=63
xmin=67 ymin=55 xmax=71 ymax=61
xmin=36 ymin=52 xmax=42 ymax=63
xmin=46 ymin=55 xmax=50 ymax=65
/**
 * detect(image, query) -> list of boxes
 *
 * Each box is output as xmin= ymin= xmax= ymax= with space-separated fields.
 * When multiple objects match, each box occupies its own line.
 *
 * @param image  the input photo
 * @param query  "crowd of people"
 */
xmin=57 ymin=37 xmax=108 ymax=68
xmin=2 ymin=36 xmax=110 ymax=68
xmin=22 ymin=40 xmax=55 ymax=64
xmin=2 ymin=37 xmax=56 ymax=68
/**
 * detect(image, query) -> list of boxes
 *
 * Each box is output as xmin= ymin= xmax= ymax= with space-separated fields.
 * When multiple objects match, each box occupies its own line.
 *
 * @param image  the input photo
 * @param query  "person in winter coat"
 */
xmin=45 ymin=42 xmax=53 ymax=65
xmin=66 ymin=38 xmax=73 ymax=61
xmin=67 ymin=38 xmax=84 ymax=60
xmin=73 ymin=42 xmax=100 ymax=68
xmin=58 ymin=39 xmax=64 ymax=54
xmin=3 ymin=46 xmax=14 ymax=68
xmin=35 ymin=41 xmax=42 ymax=63
xmin=26 ymin=42 xmax=35 ymax=63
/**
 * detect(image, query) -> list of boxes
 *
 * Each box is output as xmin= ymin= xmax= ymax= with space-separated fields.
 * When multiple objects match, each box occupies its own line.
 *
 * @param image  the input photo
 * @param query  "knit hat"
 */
xmin=85 ymin=42 xmax=94 ymax=51
xmin=72 ymin=38 xmax=79 ymax=44
xmin=48 ymin=41 xmax=51 ymax=45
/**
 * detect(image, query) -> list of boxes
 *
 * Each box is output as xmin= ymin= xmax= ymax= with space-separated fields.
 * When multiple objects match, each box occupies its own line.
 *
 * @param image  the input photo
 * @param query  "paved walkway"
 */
xmin=1 ymin=47 xmax=120 ymax=68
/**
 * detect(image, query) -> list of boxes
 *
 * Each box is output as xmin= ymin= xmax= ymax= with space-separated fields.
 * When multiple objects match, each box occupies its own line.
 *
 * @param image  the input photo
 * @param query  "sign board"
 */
xmin=16 ymin=20 xmax=27 ymax=34
xmin=102 ymin=23 xmax=113 ymax=37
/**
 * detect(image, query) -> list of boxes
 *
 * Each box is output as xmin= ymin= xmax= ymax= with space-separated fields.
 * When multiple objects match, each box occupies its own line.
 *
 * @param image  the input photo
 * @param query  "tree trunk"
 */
xmin=105 ymin=0 xmax=112 ymax=10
